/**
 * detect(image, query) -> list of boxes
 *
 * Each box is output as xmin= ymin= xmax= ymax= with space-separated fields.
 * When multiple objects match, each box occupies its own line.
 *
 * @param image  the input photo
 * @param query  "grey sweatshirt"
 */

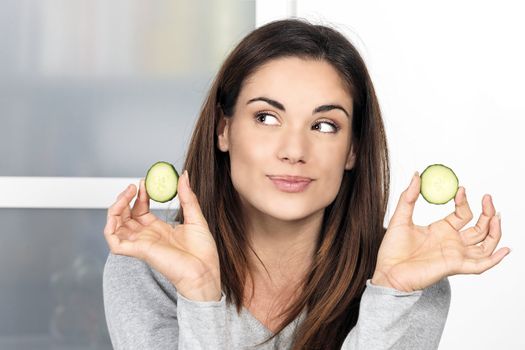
xmin=103 ymin=253 xmax=450 ymax=349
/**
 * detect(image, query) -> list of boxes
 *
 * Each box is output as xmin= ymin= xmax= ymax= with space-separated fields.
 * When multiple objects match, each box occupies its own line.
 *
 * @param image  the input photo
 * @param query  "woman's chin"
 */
xmin=260 ymin=206 xmax=324 ymax=223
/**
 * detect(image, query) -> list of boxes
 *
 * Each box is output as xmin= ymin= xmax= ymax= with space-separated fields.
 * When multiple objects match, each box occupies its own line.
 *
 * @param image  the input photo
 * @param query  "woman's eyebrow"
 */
xmin=247 ymin=96 xmax=349 ymax=118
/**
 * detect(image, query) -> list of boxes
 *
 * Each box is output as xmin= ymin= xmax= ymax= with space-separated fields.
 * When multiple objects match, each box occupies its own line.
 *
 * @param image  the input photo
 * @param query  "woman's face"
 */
xmin=218 ymin=57 xmax=356 ymax=222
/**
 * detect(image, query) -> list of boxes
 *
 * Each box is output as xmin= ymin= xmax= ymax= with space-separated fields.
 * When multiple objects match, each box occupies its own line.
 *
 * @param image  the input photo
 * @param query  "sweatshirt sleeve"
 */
xmin=103 ymin=253 xmax=230 ymax=350
xmin=342 ymin=277 xmax=451 ymax=350
xmin=175 ymin=291 xmax=230 ymax=349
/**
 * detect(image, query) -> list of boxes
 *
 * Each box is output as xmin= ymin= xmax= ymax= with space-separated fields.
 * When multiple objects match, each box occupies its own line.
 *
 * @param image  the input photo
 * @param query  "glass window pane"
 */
xmin=1 ymin=0 xmax=255 ymax=177
xmin=0 ymin=208 xmax=176 ymax=349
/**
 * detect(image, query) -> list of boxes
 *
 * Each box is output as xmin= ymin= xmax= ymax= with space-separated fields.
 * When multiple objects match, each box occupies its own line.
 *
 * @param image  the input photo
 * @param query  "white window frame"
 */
xmin=0 ymin=176 xmax=178 ymax=210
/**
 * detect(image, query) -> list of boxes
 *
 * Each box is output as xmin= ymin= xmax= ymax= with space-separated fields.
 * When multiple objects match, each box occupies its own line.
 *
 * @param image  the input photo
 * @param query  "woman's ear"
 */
xmin=217 ymin=115 xmax=230 ymax=152
xmin=344 ymin=143 xmax=356 ymax=170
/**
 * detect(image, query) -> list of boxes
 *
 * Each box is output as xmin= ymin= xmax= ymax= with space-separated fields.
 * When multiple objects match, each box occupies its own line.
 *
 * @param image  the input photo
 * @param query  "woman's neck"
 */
xmin=244 ymin=207 xmax=324 ymax=291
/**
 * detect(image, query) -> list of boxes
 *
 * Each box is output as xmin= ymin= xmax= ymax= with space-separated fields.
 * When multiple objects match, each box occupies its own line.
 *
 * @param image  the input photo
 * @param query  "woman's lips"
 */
xmin=267 ymin=175 xmax=313 ymax=193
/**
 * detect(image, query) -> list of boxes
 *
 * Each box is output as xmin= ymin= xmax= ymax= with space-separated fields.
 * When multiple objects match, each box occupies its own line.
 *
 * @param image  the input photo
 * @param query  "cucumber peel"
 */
xmin=145 ymin=161 xmax=179 ymax=203
xmin=420 ymin=164 xmax=459 ymax=205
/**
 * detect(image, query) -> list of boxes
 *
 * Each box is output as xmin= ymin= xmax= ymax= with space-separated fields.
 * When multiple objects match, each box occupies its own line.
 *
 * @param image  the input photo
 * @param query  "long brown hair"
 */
xmin=175 ymin=18 xmax=390 ymax=349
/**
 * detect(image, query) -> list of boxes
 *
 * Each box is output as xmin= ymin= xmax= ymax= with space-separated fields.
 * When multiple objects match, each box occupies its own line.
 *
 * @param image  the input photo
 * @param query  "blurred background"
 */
xmin=1 ymin=0 xmax=524 ymax=349
xmin=0 ymin=0 xmax=255 ymax=348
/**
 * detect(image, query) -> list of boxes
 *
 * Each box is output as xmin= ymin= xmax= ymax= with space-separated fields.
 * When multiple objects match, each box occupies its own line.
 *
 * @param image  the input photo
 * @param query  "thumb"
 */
xmin=178 ymin=170 xmax=209 ymax=228
xmin=389 ymin=171 xmax=420 ymax=227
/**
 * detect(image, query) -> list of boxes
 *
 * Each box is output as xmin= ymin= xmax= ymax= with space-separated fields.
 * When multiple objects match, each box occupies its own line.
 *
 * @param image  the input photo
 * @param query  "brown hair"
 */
xmin=175 ymin=18 xmax=390 ymax=349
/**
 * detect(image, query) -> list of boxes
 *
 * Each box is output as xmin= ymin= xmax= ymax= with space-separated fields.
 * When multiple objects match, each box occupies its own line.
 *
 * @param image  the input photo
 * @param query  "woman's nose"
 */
xmin=276 ymin=129 xmax=309 ymax=164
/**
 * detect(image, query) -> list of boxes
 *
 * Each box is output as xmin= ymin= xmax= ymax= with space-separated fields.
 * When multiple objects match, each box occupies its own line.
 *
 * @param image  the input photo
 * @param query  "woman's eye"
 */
xmin=254 ymin=114 xmax=338 ymax=132
xmin=255 ymin=113 xmax=280 ymax=125
xmin=313 ymin=121 xmax=339 ymax=133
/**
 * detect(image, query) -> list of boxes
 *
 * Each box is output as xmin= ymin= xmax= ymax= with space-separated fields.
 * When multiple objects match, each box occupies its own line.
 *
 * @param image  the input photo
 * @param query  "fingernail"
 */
xmin=496 ymin=212 xmax=501 ymax=220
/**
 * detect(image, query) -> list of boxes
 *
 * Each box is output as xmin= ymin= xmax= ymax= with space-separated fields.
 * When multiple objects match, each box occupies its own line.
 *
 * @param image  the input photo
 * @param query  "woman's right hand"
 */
xmin=103 ymin=170 xmax=222 ymax=302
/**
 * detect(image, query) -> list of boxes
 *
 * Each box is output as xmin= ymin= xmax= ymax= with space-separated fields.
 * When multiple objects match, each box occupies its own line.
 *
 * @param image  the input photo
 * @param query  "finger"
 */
xmin=104 ymin=186 xmax=133 ymax=235
xmin=459 ymin=194 xmax=495 ymax=245
xmin=122 ymin=218 xmax=144 ymax=234
xmin=105 ymin=235 xmax=141 ymax=258
xmin=389 ymin=172 xmax=420 ymax=227
xmin=464 ymin=213 xmax=502 ymax=259
xmin=443 ymin=187 xmax=473 ymax=231
xmin=107 ymin=185 xmax=137 ymax=219
xmin=460 ymin=246 xmax=511 ymax=274
xmin=479 ymin=213 xmax=503 ymax=256
xmin=104 ymin=216 xmax=134 ymax=246
xmin=104 ymin=228 xmax=122 ymax=252
xmin=130 ymin=217 xmax=174 ymax=242
xmin=178 ymin=170 xmax=208 ymax=227
xmin=105 ymin=224 xmax=148 ymax=257
xmin=104 ymin=214 xmax=117 ymax=236
xmin=131 ymin=178 xmax=150 ymax=218
xmin=109 ymin=236 xmax=194 ymax=277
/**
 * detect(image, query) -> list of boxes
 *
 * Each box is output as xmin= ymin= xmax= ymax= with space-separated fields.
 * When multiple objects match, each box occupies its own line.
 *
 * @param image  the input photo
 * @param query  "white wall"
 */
xmin=260 ymin=1 xmax=524 ymax=349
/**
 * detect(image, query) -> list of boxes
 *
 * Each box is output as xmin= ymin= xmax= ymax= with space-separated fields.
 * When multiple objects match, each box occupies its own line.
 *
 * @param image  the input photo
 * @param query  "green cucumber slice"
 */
xmin=420 ymin=164 xmax=459 ymax=205
xmin=145 ymin=161 xmax=179 ymax=203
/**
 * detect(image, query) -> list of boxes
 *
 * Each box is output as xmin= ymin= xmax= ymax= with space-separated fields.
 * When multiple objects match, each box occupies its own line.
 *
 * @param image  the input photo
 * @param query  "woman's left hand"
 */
xmin=372 ymin=172 xmax=511 ymax=292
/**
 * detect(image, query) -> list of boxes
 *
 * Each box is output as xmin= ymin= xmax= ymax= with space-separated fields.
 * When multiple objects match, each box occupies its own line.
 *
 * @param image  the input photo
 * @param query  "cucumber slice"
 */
xmin=145 ymin=161 xmax=179 ymax=203
xmin=420 ymin=164 xmax=459 ymax=205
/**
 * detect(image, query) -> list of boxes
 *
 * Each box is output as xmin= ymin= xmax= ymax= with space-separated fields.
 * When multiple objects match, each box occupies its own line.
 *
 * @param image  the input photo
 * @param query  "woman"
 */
xmin=103 ymin=18 xmax=510 ymax=349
